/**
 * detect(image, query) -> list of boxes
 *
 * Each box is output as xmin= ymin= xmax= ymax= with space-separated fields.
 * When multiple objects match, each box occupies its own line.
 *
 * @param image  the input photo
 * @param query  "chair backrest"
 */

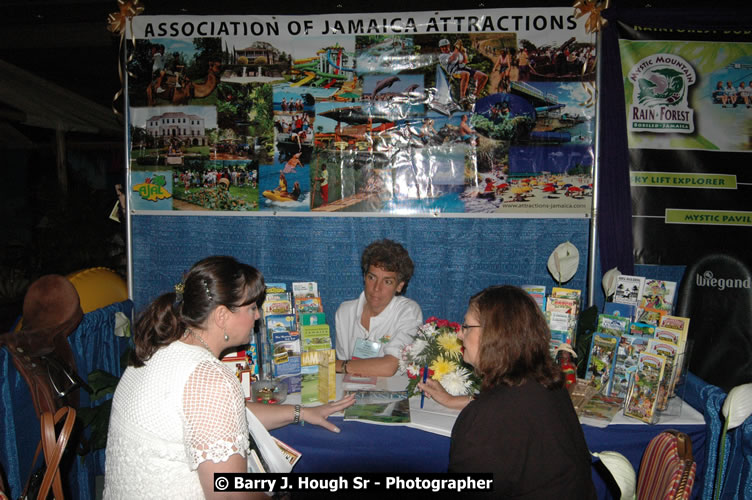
xmin=675 ymin=253 xmax=752 ymax=392
xmin=637 ymin=430 xmax=696 ymax=500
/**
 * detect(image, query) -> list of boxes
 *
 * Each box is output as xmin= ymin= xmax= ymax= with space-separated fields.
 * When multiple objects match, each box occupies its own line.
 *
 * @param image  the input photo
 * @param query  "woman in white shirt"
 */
xmin=335 ymin=240 xmax=423 ymax=378
xmin=104 ymin=256 xmax=353 ymax=499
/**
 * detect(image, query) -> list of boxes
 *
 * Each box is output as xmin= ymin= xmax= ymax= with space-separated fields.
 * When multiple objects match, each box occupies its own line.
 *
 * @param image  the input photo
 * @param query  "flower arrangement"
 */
xmin=399 ymin=316 xmax=481 ymax=398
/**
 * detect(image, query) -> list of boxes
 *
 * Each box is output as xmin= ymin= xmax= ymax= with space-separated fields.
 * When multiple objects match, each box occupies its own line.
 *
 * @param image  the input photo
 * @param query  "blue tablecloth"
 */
xmin=271 ymin=417 xmax=706 ymax=499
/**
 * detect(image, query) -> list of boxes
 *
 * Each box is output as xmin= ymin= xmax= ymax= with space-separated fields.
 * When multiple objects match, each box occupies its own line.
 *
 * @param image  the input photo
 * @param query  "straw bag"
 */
xmin=20 ymin=407 xmax=77 ymax=500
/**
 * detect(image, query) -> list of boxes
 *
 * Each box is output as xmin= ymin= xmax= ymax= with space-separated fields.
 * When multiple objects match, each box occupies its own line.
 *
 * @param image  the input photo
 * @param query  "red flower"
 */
xmin=419 ymin=367 xmax=434 ymax=378
xmin=425 ymin=316 xmax=439 ymax=323
xmin=449 ymin=321 xmax=462 ymax=331
xmin=436 ymin=319 xmax=449 ymax=327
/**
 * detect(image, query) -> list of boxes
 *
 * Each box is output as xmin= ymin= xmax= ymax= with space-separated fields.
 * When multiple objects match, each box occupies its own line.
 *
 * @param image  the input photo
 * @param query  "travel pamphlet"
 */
xmin=274 ymin=437 xmax=302 ymax=467
xmin=612 ymin=275 xmax=645 ymax=307
xmin=522 ymin=284 xmax=546 ymax=310
xmin=585 ymin=332 xmax=620 ymax=395
xmin=623 ymin=352 xmax=667 ymax=424
xmin=610 ymin=333 xmax=651 ymax=399
xmin=292 ymin=281 xmax=319 ymax=299
xmin=629 ymin=321 xmax=656 ymax=338
xmin=578 ymin=394 xmax=625 ymax=428
xmin=263 ymin=292 xmax=293 ymax=316
xmin=300 ymin=324 xmax=332 ymax=351
xmin=343 ymin=390 xmax=411 ymax=425
xmin=634 ymin=306 xmax=666 ymax=326
xmin=597 ymin=313 xmax=630 ymax=337
xmin=265 ymin=283 xmax=287 ymax=293
xmin=647 ymin=338 xmax=679 ymax=411
xmin=603 ymin=301 xmax=637 ymax=322
xmin=640 ymin=279 xmax=677 ymax=315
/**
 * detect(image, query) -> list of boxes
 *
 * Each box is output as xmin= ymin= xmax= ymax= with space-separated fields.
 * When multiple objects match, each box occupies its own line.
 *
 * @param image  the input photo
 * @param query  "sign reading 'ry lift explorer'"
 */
xmin=665 ymin=209 xmax=752 ymax=226
xmin=630 ymin=172 xmax=737 ymax=188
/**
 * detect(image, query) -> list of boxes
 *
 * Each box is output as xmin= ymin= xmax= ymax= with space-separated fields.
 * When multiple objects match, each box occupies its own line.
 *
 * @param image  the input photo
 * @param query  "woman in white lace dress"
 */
xmin=104 ymin=256 xmax=354 ymax=499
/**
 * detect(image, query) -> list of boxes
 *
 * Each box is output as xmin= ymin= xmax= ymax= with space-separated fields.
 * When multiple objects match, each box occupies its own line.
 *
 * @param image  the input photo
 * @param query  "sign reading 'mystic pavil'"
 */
xmin=627 ymin=54 xmax=696 ymax=134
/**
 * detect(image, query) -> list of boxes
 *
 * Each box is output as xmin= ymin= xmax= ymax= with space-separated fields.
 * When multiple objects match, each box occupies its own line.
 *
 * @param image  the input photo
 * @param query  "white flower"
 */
xmin=602 ymin=267 xmax=622 ymax=298
xmin=420 ymin=323 xmax=438 ymax=337
xmin=410 ymin=338 xmax=428 ymax=358
xmin=439 ymin=367 xmax=473 ymax=396
xmin=400 ymin=343 xmax=413 ymax=360
xmin=722 ymin=383 xmax=752 ymax=430
xmin=398 ymin=357 xmax=410 ymax=374
xmin=591 ymin=451 xmax=635 ymax=500
xmin=406 ymin=364 xmax=421 ymax=378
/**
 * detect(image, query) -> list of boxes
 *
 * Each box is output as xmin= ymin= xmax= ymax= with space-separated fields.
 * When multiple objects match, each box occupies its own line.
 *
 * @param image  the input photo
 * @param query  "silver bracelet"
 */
xmin=293 ymin=404 xmax=301 ymax=424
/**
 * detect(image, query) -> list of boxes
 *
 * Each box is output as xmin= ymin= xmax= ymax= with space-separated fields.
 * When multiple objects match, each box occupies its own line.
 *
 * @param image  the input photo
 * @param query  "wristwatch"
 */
xmin=293 ymin=404 xmax=301 ymax=424
xmin=342 ymin=360 xmax=349 ymax=374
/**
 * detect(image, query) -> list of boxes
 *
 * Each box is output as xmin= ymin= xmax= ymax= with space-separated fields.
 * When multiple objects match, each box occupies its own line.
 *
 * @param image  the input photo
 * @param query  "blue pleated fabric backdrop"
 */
xmin=132 ymin=215 xmax=590 ymax=327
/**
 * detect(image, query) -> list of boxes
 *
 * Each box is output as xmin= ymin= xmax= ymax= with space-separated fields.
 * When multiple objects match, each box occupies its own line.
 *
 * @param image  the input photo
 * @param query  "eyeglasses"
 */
xmin=461 ymin=324 xmax=481 ymax=334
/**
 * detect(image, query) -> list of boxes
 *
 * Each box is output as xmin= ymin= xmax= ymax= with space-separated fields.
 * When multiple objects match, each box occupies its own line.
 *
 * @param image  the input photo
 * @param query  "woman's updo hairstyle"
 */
xmin=132 ymin=256 xmax=265 ymax=366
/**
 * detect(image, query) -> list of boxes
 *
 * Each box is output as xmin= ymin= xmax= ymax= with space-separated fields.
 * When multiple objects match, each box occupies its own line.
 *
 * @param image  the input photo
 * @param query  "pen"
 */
xmin=420 ymin=365 xmax=429 ymax=408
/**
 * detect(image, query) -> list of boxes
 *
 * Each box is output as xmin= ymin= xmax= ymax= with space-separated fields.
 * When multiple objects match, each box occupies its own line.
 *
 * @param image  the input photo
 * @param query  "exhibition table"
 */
xmin=271 ymin=375 xmax=706 ymax=499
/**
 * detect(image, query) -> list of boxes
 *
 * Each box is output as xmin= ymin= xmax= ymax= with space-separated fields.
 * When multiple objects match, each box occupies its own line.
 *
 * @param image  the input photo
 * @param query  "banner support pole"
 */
xmin=587 ymin=31 xmax=603 ymax=308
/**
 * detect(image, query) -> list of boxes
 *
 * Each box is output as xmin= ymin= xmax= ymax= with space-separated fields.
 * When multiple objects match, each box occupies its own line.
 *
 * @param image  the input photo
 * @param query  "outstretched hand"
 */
xmin=301 ymin=394 xmax=356 ymax=433
xmin=417 ymin=378 xmax=471 ymax=411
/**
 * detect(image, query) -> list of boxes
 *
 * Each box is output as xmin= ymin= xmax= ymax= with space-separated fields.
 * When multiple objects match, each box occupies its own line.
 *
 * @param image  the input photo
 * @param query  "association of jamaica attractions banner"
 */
xmin=618 ymin=22 xmax=752 ymax=265
xmin=126 ymin=8 xmax=596 ymax=217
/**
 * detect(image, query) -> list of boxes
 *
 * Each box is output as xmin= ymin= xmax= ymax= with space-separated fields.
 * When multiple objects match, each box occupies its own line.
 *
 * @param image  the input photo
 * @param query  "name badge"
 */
xmin=352 ymin=338 xmax=381 ymax=359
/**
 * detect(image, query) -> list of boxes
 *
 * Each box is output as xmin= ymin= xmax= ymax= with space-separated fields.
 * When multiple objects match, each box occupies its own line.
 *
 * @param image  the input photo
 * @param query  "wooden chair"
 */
xmin=637 ymin=429 xmax=696 ymax=500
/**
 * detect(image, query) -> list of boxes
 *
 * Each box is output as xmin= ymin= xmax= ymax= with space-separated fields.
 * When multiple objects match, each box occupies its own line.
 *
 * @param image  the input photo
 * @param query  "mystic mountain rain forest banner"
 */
xmin=618 ymin=20 xmax=752 ymax=265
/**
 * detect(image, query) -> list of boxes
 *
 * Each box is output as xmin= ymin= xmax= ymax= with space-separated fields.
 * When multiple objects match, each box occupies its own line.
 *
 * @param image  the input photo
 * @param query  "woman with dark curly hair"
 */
xmin=105 ymin=256 xmax=354 ymax=499
xmin=444 ymin=285 xmax=595 ymax=499
xmin=335 ymin=239 xmax=423 ymax=377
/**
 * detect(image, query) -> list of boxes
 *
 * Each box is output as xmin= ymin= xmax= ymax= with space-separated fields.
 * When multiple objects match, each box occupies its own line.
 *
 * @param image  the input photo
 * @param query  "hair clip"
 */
xmin=201 ymin=279 xmax=213 ymax=301
xmin=174 ymin=282 xmax=185 ymax=303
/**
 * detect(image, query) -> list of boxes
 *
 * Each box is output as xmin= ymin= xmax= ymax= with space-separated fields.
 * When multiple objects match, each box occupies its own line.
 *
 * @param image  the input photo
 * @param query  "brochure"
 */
xmin=585 ymin=332 xmax=620 ymax=395
xmin=343 ymin=390 xmax=411 ymax=425
xmin=273 ymin=437 xmax=302 ymax=467
xmin=292 ymin=281 xmax=319 ymax=298
xmin=597 ymin=314 xmax=630 ymax=337
xmin=634 ymin=306 xmax=666 ymax=326
xmin=300 ymin=324 xmax=332 ymax=351
xmin=623 ymin=352 xmax=666 ymax=424
xmin=266 ymin=282 xmax=287 ymax=293
xmin=578 ymin=394 xmax=624 ymax=428
xmin=343 ymin=373 xmax=378 ymax=389
xmin=603 ymin=302 xmax=637 ymax=320
xmin=640 ymin=279 xmax=677 ymax=315
xmin=612 ymin=275 xmax=645 ymax=307
xmin=610 ymin=333 xmax=650 ymax=399
xmin=647 ymin=338 xmax=679 ymax=411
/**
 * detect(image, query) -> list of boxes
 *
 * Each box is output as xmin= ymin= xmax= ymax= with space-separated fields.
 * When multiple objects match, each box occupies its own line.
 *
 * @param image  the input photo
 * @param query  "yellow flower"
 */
xmin=437 ymin=333 xmax=462 ymax=358
xmin=430 ymin=356 xmax=457 ymax=381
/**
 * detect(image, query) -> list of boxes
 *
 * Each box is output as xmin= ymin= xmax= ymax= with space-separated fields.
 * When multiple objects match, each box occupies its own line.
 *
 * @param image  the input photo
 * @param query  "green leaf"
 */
xmin=77 ymin=399 xmax=114 ymax=456
xmin=87 ymin=370 xmax=121 ymax=400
